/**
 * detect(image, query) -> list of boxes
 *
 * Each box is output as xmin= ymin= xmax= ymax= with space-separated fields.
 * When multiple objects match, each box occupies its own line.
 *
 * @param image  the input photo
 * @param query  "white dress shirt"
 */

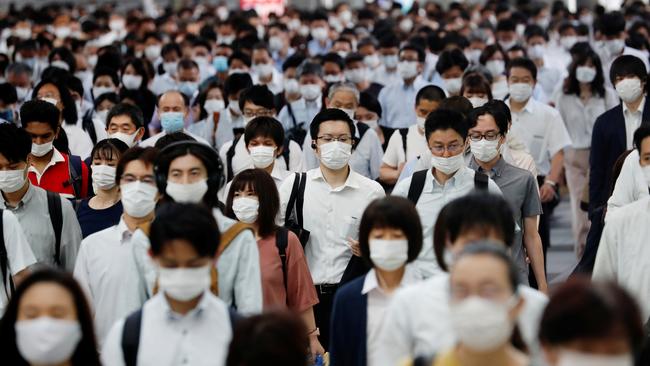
xmin=0 ymin=210 xmax=37 ymax=313
xmin=376 ymin=273 xmax=548 ymax=366
xmin=506 ymin=98 xmax=572 ymax=176
xmin=536 ymin=65 xmax=565 ymax=100
xmin=382 ymin=125 xmax=429 ymax=168
xmin=371 ymin=65 xmax=401 ymax=87
xmin=593 ymin=197 xmax=650 ymax=319
xmin=140 ymin=129 xmax=211 ymax=147
xmin=219 ymin=136 xmax=303 ymax=179
xmin=607 ymin=149 xmax=649 ymax=214
xmin=101 ymin=291 xmax=232 ymax=366
xmin=62 ymin=123 xmax=94 ymax=160
xmin=186 ymin=113 xmax=235 ymax=150
xmin=73 ymin=219 xmax=153 ymax=345
xmin=378 ymin=78 xmax=431 ymax=129
xmin=623 ymin=96 xmax=646 ymax=150
xmin=277 ymin=97 xmax=322 ymax=133
xmin=278 ymin=168 xmax=385 ymax=284
xmin=392 ymin=167 xmax=502 ymax=278
xmin=151 ymin=73 xmax=177 ymax=96
xmin=259 ymin=69 xmax=284 ymax=95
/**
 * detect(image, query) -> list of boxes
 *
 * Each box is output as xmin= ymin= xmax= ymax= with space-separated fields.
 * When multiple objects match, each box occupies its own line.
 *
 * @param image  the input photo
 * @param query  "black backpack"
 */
xmin=407 ymin=169 xmax=489 ymax=204
xmin=399 ymin=128 xmax=409 ymax=157
xmin=226 ymin=136 xmax=291 ymax=182
xmin=283 ymin=172 xmax=310 ymax=247
xmin=66 ymin=154 xmax=86 ymax=199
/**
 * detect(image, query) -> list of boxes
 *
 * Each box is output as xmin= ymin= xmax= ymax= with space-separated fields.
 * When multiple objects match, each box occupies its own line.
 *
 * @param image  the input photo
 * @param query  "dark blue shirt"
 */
xmin=76 ymin=199 xmax=123 ymax=238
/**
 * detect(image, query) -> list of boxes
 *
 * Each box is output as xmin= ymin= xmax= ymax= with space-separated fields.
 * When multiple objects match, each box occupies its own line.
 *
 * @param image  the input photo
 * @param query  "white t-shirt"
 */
xmin=382 ymin=125 xmax=429 ymax=168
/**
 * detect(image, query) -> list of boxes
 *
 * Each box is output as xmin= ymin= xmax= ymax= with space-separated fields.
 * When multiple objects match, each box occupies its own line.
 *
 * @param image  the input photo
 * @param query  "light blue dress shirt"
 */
xmin=378 ymin=78 xmax=431 ymax=129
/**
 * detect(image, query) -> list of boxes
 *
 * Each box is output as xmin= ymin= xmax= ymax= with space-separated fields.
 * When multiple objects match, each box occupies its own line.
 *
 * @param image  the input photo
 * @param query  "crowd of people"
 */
xmin=0 ymin=0 xmax=648 ymax=365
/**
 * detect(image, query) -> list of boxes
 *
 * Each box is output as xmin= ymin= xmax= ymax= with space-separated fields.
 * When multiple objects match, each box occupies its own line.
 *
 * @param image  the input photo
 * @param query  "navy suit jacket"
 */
xmin=329 ymin=275 xmax=368 ymax=366
xmin=589 ymin=97 xmax=650 ymax=216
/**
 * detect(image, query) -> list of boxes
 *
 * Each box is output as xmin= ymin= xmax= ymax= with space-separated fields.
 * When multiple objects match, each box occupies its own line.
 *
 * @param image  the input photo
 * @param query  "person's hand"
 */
xmin=309 ymin=335 xmax=325 ymax=358
xmin=348 ymin=238 xmax=361 ymax=257
xmin=539 ymin=183 xmax=556 ymax=203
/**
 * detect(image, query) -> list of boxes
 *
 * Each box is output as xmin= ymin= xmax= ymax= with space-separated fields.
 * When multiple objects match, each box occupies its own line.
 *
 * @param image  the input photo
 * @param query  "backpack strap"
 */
xmin=121 ymin=309 xmax=143 ymax=366
xmin=226 ymin=135 xmax=241 ymax=182
xmin=275 ymin=227 xmax=289 ymax=292
xmin=399 ymin=128 xmax=409 ymax=158
xmin=474 ymin=171 xmax=489 ymax=191
xmin=412 ymin=354 xmax=436 ymax=366
xmin=67 ymin=155 xmax=83 ymax=198
xmin=286 ymin=101 xmax=298 ymax=128
xmin=218 ymin=222 xmax=254 ymax=258
xmin=407 ymin=170 xmax=428 ymax=205
xmin=282 ymin=138 xmax=291 ymax=168
xmin=0 ymin=210 xmax=13 ymax=298
xmin=82 ymin=113 xmax=98 ymax=145
xmin=356 ymin=121 xmax=370 ymax=142
xmin=295 ymin=172 xmax=307 ymax=227
xmin=46 ymin=191 xmax=63 ymax=267
xmin=284 ymin=173 xmax=301 ymax=226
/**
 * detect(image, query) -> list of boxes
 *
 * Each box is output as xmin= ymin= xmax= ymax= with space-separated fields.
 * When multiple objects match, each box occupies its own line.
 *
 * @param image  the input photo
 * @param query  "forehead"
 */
xmin=330 ymin=90 xmax=357 ymax=104
xmin=159 ymin=92 xmax=185 ymax=107
xmin=20 ymin=282 xmax=75 ymax=310
xmin=25 ymin=121 xmax=55 ymax=134
xmin=109 ymin=114 xmax=135 ymax=127
xmin=38 ymin=83 xmax=59 ymax=95
xmin=417 ymin=99 xmax=439 ymax=110
xmin=400 ymin=49 xmax=418 ymax=59
xmin=428 ymin=128 xmax=463 ymax=143
xmin=318 ymin=120 xmax=352 ymax=135
xmin=169 ymin=153 xmax=206 ymax=171
xmin=509 ymin=66 xmax=533 ymax=78
xmin=450 ymin=254 xmax=510 ymax=286
xmin=641 ymin=137 xmax=650 ymax=153
xmin=123 ymin=159 xmax=153 ymax=175
xmin=471 ymin=114 xmax=499 ymax=131
xmin=158 ymin=239 xmax=202 ymax=260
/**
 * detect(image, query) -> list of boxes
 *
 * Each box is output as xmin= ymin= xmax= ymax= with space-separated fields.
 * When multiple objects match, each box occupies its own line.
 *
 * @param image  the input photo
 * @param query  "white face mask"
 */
xmin=31 ymin=141 xmax=53 ymax=157
xmin=165 ymin=179 xmax=208 ymax=204
xmin=232 ymin=197 xmax=260 ymax=223
xmin=40 ymin=97 xmax=58 ymax=106
xmin=576 ymin=66 xmax=597 ymax=83
xmin=163 ymin=62 xmax=178 ymax=76
xmin=319 ymin=141 xmax=352 ymax=170
xmin=122 ymin=74 xmax=143 ymax=90
xmin=465 ymin=49 xmax=482 ymax=64
xmin=15 ymin=317 xmax=82 ymax=365
xmin=340 ymin=108 xmax=355 ymax=121
xmin=397 ymin=61 xmax=419 ymax=80
xmin=468 ymin=96 xmax=488 ymax=108
xmin=311 ymin=27 xmax=329 ymax=41
xmin=15 ymin=86 xmax=30 ymax=102
xmin=508 ymin=83 xmax=533 ymax=103
xmin=361 ymin=119 xmax=379 ymax=130
xmin=557 ymin=350 xmax=634 ymax=366
xmin=250 ymin=146 xmax=276 ymax=168
xmin=382 ymin=55 xmax=399 ymax=69
xmin=229 ymin=101 xmax=242 ymax=115
xmin=0 ymin=169 xmax=26 ymax=193
xmin=642 ymin=165 xmax=650 ymax=186
xmin=605 ymin=39 xmax=625 ymax=56
xmin=145 ymin=44 xmax=162 ymax=61
xmin=345 ymin=68 xmax=368 ymax=84
xmin=443 ymin=77 xmax=463 ymax=95
xmin=158 ymin=265 xmax=211 ymax=301
xmin=364 ymin=54 xmax=381 ymax=68
xmin=93 ymin=86 xmax=115 ymax=98
xmin=109 ymin=131 xmax=138 ymax=148
xmin=615 ymin=78 xmax=643 ymax=104
xmin=498 ymin=39 xmax=517 ymax=51
xmin=416 ymin=116 xmax=426 ymax=130
xmin=284 ymin=79 xmax=300 ymax=95
xmin=204 ymin=99 xmax=225 ymax=114
xmin=485 ymin=60 xmax=505 ymax=78
xmin=450 ymin=296 xmax=516 ymax=352
xmin=300 ymin=84 xmax=322 ymax=101
xmin=95 ymin=110 xmax=109 ymax=125
xmin=527 ymin=44 xmax=545 ymax=60
xmin=92 ymin=165 xmax=117 ymax=190
xmin=243 ymin=115 xmax=256 ymax=126
xmin=470 ymin=138 xmax=500 ymax=162
xmin=431 ymin=153 xmax=465 ymax=175
xmin=560 ymin=36 xmax=578 ymax=50
xmin=253 ymin=63 xmax=275 ymax=78
xmin=120 ymin=181 xmax=158 ymax=218
xmin=269 ymin=36 xmax=284 ymax=52
xmin=323 ymin=74 xmax=344 ymax=83
xmin=369 ymin=239 xmax=408 ymax=271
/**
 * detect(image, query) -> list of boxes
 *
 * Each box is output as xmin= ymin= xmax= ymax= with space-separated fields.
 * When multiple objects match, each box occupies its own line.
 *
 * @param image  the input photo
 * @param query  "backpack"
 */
xmin=81 ymin=111 xmax=98 ymax=145
xmin=283 ymin=172 xmax=310 ymax=247
xmin=356 ymin=121 xmax=370 ymax=142
xmin=226 ymin=136 xmax=291 ymax=182
xmin=399 ymin=128 xmax=409 ymax=157
xmin=66 ymin=154 xmax=86 ymax=199
xmin=285 ymin=102 xmax=307 ymax=147
xmin=406 ymin=169 xmax=489 ymax=205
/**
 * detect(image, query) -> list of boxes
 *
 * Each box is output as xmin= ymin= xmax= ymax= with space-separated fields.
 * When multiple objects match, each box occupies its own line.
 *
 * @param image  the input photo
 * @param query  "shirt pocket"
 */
xmin=340 ymin=216 xmax=360 ymax=241
xmin=529 ymin=134 xmax=546 ymax=161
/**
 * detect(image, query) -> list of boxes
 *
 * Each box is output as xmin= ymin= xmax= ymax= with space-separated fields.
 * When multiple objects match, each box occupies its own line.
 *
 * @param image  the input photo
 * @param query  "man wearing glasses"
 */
xmin=279 ymin=108 xmax=385 ymax=350
xmin=393 ymin=108 xmax=502 ymax=279
xmin=74 ymin=146 xmax=160 ymax=346
xmin=467 ymin=101 xmax=546 ymax=293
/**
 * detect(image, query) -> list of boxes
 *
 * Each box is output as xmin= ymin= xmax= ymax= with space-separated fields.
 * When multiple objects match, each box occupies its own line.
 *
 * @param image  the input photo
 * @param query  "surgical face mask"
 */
xmin=382 ymin=55 xmax=399 ymax=69
xmin=75 ymin=100 xmax=84 ymax=118
xmin=13 ymin=27 xmax=32 ymax=40
xmin=109 ymin=131 xmax=138 ymax=148
xmin=92 ymin=165 xmax=117 ymax=190
xmin=642 ymin=165 xmax=650 ymax=186
xmin=416 ymin=116 xmax=426 ymax=130
xmin=95 ymin=110 xmax=109 ymax=125
xmin=361 ymin=119 xmax=379 ymax=130
xmin=165 ymin=179 xmax=208 ymax=204
xmin=122 ymin=74 xmax=143 ymax=90
xmin=16 ymin=317 xmax=82 ymax=365
xmin=0 ymin=169 xmax=26 ymax=193
xmin=498 ymin=39 xmax=517 ymax=51
xmin=213 ymin=56 xmax=229 ymax=73
xmin=323 ymin=74 xmax=344 ymax=83
xmin=450 ymin=296 xmax=516 ymax=352
xmin=232 ymin=197 xmax=260 ymax=223
xmin=194 ymin=56 xmax=209 ymax=67
xmin=284 ymin=79 xmax=300 ymax=95
xmin=397 ymin=61 xmax=419 ymax=80
xmin=218 ymin=34 xmax=235 ymax=45
xmin=31 ymin=141 xmax=53 ymax=157
xmin=300 ymin=84 xmax=322 ymax=101
xmin=243 ymin=115 xmax=256 ymax=126
xmin=399 ymin=18 xmax=414 ymax=33
xmin=605 ymin=39 xmax=625 ymax=55
xmin=120 ymin=181 xmax=158 ymax=218
xmin=468 ymin=96 xmax=488 ymax=108
xmin=160 ymin=112 xmax=185 ymax=133
xmin=88 ymin=55 xmax=98 ymax=68
xmin=557 ymin=350 xmax=633 ymax=366
xmin=204 ymin=99 xmax=225 ymax=114
xmin=250 ymin=146 xmax=276 ymax=168
xmin=485 ymin=60 xmax=505 ymax=77
xmin=179 ymin=81 xmax=198 ymax=97
xmin=527 ymin=44 xmax=545 ymax=60
xmin=470 ymin=138 xmax=500 ymax=162
xmin=345 ymin=68 xmax=368 ymax=84
xmin=615 ymin=78 xmax=643 ymax=103
xmin=253 ymin=63 xmax=274 ymax=78
xmin=311 ymin=27 xmax=329 ymax=41
xmin=269 ymin=36 xmax=284 ymax=52
xmin=158 ymin=265 xmax=211 ymax=301
xmin=431 ymin=153 xmax=465 ymax=175
xmin=337 ymin=51 xmax=348 ymax=59
xmin=509 ymin=83 xmax=533 ymax=103
xmin=560 ymin=36 xmax=578 ymax=50
xmin=369 ymin=239 xmax=408 ymax=271
xmin=443 ymin=77 xmax=462 ymax=95
xmin=319 ymin=141 xmax=352 ymax=170
xmin=40 ymin=97 xmax=58 ymax=107
xmin=145 ymin=44 xmax=162 ymax=61
xmin=340 ymin=108 xmax=355 ymax=121
xmin=50 ymin=60 xmax=70 ymax=71
xmin=364 ymin=54 xmax=380 ymax=68
xmin=576 ymin=66 xmax=597 ymax=83
xmin=15 ymin=86 xmax=30 ymax=102
xmin=465 ymin=49 xmax=482 ymax=64
xmin=93 ymin=86 xmax=115 ymax=98
xmin=229 ymin=101 xmax=241 ymax=115
xmin=163 ymin=62 xmax=178 ymax=76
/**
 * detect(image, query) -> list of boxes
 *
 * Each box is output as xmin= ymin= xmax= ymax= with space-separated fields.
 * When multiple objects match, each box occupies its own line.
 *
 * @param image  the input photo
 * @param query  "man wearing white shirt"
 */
xmin=151 ymin=43 xmax=182 ymax=96
xmin=372 ymin=36 xmax=402 ymax=87
xmin=392 ymin=109 xmax=502 ymax=279
xmin=101 ymin=203 xmax=234 ymax=366
xmin=279 ymin=108 xmax=385 ymax=350
xmin=251 ymin=43 xmax=284 ymax=95
xmin=596 ymin=12 xmax=650 ymax=81
xmin=74 ymin=147 xmax=160 ymax=345
xmin=607 ymin=128 xmax=650 ymax=214
xmin=277 ymin=61 xmax=325 ymax=137
xmin=524 ymin=25 xmax=565 ymax=99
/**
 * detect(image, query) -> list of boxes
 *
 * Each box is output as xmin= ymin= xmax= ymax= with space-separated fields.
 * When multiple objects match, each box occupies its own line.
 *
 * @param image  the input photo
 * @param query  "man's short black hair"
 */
xmin=161 ymin=43 xmax=182 ymax=58
xmin=435 ymin=48 xmax=469 ymax=75
xmin=321 ymin=53 xmax=345 ymax=70
xmin=0 ymin=83 xmax=17 ymax=105
xmin=244 ymin=117 xmax=284 ymax=147
xmin=224 ymin=73 xmax=254 ymax=101
xmin=400 ymin=43 xmax=425 ymax=63
xmin=20 ymin=99 xmax=60 ymax=131
xmin=229 ymin=51 xmax=251 ymax=68
xmin=416 ymin=85 xmax=446 ymax=106
xmin=93 ymin=66 xmax=119 ymax=87
xmin=496 ymin=19 xmax=516 ymax=32
xmin=609 ymin=55 xmax=648 ymax=85
xmin=524 ymin=24 xmax=548 ymax=41
xmin=106 ymin=103 xmax=144 ymax=130
xmin=282 ymin=53 xmax=306 ymax=72
xmin=0 ymin=122 xmax=31 ymax=164
xmin=115 ymin=146 xmax=159 ymax=187
xmin=344 ymin=53 xmax=365 ymax=67
xmin=378 ymin=35 xmax=400 ymax=49
xmin=178 ymin=58 xmax=199 ymax=71
xmin=468 ymin=101 xmax=510 ymax=135
xmin=507 ymin=57 xmax=538 ymax=81
xmin=65 ymin=75 xmax=84 ymax=98
xmin=438 ymin=96 xmax=473 ymax=119
xmin=309 ymin=108 xmax=356 ymax=140
xmin=359 ymin=91 xmax=382 ymax=118
xmin=424 ymin=108 xmax=469 ymax=141
xmin=633 ymin=126 xmax=650 ymax=151
xmin=599 ymin=11 xmax=626 ymax=36
xmin=238 ymin=85 xmax=275 ymax=112
xmin=150 ymin=203 xmax=220 ymax=258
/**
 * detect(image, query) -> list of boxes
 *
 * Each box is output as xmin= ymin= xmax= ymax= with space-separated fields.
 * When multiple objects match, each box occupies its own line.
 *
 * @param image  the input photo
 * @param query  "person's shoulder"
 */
xmin=502 ymin=161 xmax=536 ymax=181
xmin=81 ymin=224 xmax=118 ymax=245
xmin=393 ymin=173 xmax=415 ymax=196
xmin=609 ymin=197 xmax=650 ymax=222
xmin=352 ymin=170 xmax=384 ymax=193
xmin=393 ymin=275 xmax=446 ymax=304
xmin=336 ymin=275 xmax=365 ymax=300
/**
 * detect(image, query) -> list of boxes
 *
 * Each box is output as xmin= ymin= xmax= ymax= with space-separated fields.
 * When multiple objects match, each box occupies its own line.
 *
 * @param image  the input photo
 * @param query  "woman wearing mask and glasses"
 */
xmin=187 ymin=81 xmax=234 ymax=150
xmin=0 ymin=269 xmax=101 ymax=366
xmin=329 ymin=196 xmax=422 ymax=366
xmin=224 ymin=168 xmax=325 ymax=359
xmin=76 ymin=138 xmax=129 ymax=238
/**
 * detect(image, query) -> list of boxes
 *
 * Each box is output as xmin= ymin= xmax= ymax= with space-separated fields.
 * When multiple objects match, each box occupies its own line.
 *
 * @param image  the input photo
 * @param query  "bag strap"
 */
xmin=282 ymin=138 xmax=291 ymax=168
xmin=275 ymin=227 xmax=289 ymax=292
xmin=284 ymin=173 xmax=301 ymax=226
xmin=67 ymin=155 xmax=83 ymax=198
xmin=82 ymin=113 xmax=98 ymax=145
xmin=287 ymin=101 xmax=298 ymax=128
xmin=0 ymin=210 xmax=13 ymax=298
xmin=46 ymin=191 xmax=63 ymax=267
xmin=121 ymin=309 xmax=143 ymax=366
xmin=407 ymin=170 xmax=428 ymax=205
xmin=399 ymin=128 xmax=409 ymax=158
xmin=474 ymin=171 xmax=489 ymax=191
xmin=226 ymin=135 xmax=241 ymax=182
xmin=218 ymin=222 xmax=254 ymax=258
xmin=356 ymin=122 xmax=370 ymax=141
xmin=296 ymin=172 xmax=307 ymax=227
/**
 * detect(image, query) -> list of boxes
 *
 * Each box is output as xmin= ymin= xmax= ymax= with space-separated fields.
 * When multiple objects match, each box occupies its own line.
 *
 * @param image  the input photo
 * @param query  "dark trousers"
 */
xmin=313 ymin=284 xmax=339 ymax=351
xmin=572 ymin=208 xmax=605 ymax=276
xmin=529 ymin=176 xmax=557 ymax=288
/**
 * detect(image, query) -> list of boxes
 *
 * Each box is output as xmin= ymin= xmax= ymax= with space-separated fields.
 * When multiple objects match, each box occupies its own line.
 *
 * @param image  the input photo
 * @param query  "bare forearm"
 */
xmin=524 ymin=222 xmax=547 ymax=293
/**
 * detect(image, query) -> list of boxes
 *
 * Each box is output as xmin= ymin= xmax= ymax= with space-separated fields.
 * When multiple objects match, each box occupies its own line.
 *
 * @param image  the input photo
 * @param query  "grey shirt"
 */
xmin=469 ymin=157 xmax=542 ymax=282
xmin=0 ymin=183 xmax=82 ymax=271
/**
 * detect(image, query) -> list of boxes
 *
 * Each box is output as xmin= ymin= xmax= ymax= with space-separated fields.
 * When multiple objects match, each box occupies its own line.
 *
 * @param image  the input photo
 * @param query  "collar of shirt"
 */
xmin=301 ymin=96 xmax=322 ymax=110
xmin=160 ymin=290 xmax=209 ymax=321
xmin=116 ymin=217 xmax=136 ymax=244
xmin=311 ymin=167 xmax=360 ymax=191
xmin=28 ymin=148 xmax=65 ymax=177
xmin=507 ymin=97 xmax=536 ymax=115
xmin=425 ymin=166 xmax=472 ymax=192
xmin=468 ymin=156 xmax=506 ymax=178
xmin=0 ymin=182 xmax=35 ymax=210
xmin=270 ymin=163 xmax=289 ymax=182
xmin=623 ymin=95 xmax=646 ymax=117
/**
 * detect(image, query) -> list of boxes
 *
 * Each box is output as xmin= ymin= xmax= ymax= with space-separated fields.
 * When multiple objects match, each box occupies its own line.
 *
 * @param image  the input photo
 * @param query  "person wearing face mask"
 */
xmin=251 ymin=43 xmax=284 ymax=94
xmin=119 ymin=60 xmax=156 ymax=128
xmin=221 ymin=86 xmax=303 ymax=182
xmin=357 ymin=38 xmax=382 ymax=78
xmin=6 ymin=62 xmax=33 ymax=109
xmin=554 ymin=51 xmax=618 ymax=257
xmin=379 ymin=194 xmax=549 ymax=366
xmin=91 ymin=67 xmax=119 ymax=100
xmin=479 ymin=45 xmax=509 ymax=100
xmin=73 ymin=146 xmax=160 ymax=345
xmin=151 ymin=43 xmax=183 ymax=95
xmin=377 ymin=44 xmax=430 ymax=143
xmin=322 ymin=53 xmax=346 ymax=84
xmin=187 ymin=82 xmax=234 ymax=150
xmin=224 ymin=72 xmax=254 ymax=136
xmin=307 ymin=13 xmax=332 ymax=56
xmin=467 ymin=104 xmax=546 ymax=291
xmin=302 ymin=83 xmax=383 ymax=180
xmin=279 ymin=108 xmax=385 ymax=350
xmin=104 ymin=103 xmax=146 ymax=147
xmin=392 ymin=109 xmax=502 ymax=279
xmin=380 ymin=86 xmax=445 ymax=186
xmin=268 ymin=23 xmax=294 ymax=70
xmin=495 ymin=19 xmax=519 ymax=53
xmin=524 ymin=25 xmax=564 ymax=100
xmin=372 ymin=36 xmax=402 ymax=87
xmin=355 ymin=91 xmax=384 ymax=145
xmin=65 ymin=75 xmax=104 ymax=151
xmin=224 ymin=169 xmax=324 ymax=357
xmin=281 ymin=54 xmax=306 ymax=105
xmin=578 ymin=55 xmax=650 ymax=275
xmin=192 ymin=39 xmax=216 ymax=83
xmin=101 ymin=203 xmax=236 ymax=365
xmin=435 ymin=49 xmax=469 ymax=97
xmin=607 ymin=127 xmax=650 ymax=214
xmin=343 ymin=53 xmax=384 ymax=100
xmin=596 ymin=12 xmax=650 ymax=81
xmin=0 ymin=269 xmax=102 ymax=366
xmin=142 ymin=33 xmax=163 ymax=65
xmin=329 ymin=196 xmax=422 ymax=366
xmin=91 ymin=92 xmax=118 ymax=134
xmin=76 ymin=139 xmax=129 ymax=239
xmin=460 ymin=72 xmax=492 ymax=108
xmin=539 ymin=279 xmax=643 ymax=366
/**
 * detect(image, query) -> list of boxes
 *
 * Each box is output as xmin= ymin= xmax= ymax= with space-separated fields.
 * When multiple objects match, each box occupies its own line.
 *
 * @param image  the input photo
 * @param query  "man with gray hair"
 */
xmin=302 ymin=82 xmax=383 ymax=179
xmin=6 ymin=62 xmax=33 ymax=107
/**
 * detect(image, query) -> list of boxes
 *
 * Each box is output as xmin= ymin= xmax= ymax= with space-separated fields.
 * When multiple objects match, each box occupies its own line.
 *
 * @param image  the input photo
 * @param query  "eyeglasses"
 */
xmin=243 ymin=108 xmax=275 ymax=118
xmin=468 ymin=132 xmax=501 ymax=142
xmin=430 ymin=143 xmax=463 ymax=155
xmin=120 ymin=174 xmax=156 ymax=185
xmin=317 ymin=135 xmax=353 ymax=144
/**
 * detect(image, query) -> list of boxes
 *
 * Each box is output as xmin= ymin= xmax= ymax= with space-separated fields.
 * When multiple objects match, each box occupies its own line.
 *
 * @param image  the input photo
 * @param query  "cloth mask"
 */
xmin=0 ymin=169 xmax=26 ymax=193
xmin=16 ymin=317 xmax=82 ymax=365
xmin=576 ymin=66 xmax=597 ymax=83
xmin=557 ymin=350 xmax=633 ymax=366
xmin=250 ymin=146 xmax=276 ymax=168
xmin=120 ymin=181 xmax=158 ymax=218
xmin=397 ymin=61 xmax=419 ymax=79
xmin=615 ymin=78 xmax=643 ymax=103
xmin=443 ymin=77 xmax=462 ymax=95
xmin=300 ymin=84 xmax=322 ymax=101
xmin=369 ymin=239 xmax=408 ymax=271
xmin=509 ymin=83 xmax=533 ymax=103
xmin=31 ymin=141 xmax=53 ymax=157
xmin=470 ymin=138 xmax=500 ymax=162
xmin=204 ymin=99 xmax=226 ymax=114
xmin=109 ymin=131 xmax=138 ymax=147
xmin=92 ymin=165 xmax=117 ymax=190
xmin=232 ymin=197 xmax=260 ymax=223
xmin=450 ymin=296 xmax=516 ymax=352
xmin=319 ymin=141 xmax=352 ymax=170
xmin=158 ymin=265 xmax=211 ymax=301
xmin=122 ymin=74 xmax=142 ymax=90
xmin=165 ymin=180 xmax=208 ymax=204
xmin=431 ymin=153 xmax=465 ymax=175
xmin=160 ymin=112 xmax=185 ymax=133
xmin=468 ymin=97 xmax=488 ymax=108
